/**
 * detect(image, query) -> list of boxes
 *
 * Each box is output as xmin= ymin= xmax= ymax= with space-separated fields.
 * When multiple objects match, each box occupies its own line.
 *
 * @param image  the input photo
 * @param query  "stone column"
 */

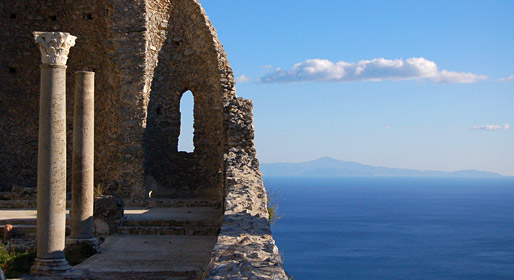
xmin=68 ymin=71 xmax=97 ymax=250
xmin=31 ymin=31 xmax=76 ymax=276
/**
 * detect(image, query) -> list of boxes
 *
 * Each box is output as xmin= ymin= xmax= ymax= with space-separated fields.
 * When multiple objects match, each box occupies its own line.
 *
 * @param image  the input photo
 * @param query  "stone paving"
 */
xmin=1 ymin=204 xmax=222 ymax=280
xmin=72 ymin=235 xmax=217 ymax=280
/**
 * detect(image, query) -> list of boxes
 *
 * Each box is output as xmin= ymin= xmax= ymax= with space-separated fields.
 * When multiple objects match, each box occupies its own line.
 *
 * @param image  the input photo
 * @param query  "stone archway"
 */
xmin=143 ymin=0 xmax=234 ymax=200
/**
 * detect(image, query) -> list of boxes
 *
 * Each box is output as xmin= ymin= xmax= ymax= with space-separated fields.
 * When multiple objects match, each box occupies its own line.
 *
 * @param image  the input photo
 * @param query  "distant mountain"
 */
xmin=260 ymin=157 xmax=502 ymax=178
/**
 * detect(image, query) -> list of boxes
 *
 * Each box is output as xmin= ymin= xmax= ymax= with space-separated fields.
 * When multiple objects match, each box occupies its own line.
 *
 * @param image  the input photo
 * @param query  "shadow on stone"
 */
xmin=64 ymin=242 xmax=97 ymax=266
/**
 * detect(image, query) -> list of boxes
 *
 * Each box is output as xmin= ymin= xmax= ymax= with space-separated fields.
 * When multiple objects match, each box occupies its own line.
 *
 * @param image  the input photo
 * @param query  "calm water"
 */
xmin=267 ymin=177 xmax=514 ymax=280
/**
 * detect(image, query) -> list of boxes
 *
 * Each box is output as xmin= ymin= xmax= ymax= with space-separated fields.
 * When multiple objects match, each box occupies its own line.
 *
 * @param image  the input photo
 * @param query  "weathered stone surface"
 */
xmin=205 ymin=98 xmax=288 ymax=280
xmin=72 ymin=235 xmax=217 ymax=279
xmin=0 ymin=0 xmax=122 ymax=195
xmin=0 ymin=186 xmax=36 ymax=200
xmin=69 ymin=71 xmax=96 ymax=244
xmin=144 ymin=0 xmax=233 ymax=200
xmin=93 ymin=195 xmax=124 ymax=236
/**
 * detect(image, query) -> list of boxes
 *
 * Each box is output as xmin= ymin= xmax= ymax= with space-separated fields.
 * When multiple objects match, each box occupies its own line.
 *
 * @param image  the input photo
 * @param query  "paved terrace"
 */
xmin=0 ymin=204 xmax=222 ymax=280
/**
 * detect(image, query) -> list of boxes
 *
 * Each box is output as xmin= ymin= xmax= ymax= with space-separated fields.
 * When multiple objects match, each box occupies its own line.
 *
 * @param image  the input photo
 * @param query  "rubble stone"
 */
xmin=93 ymin=195 xmax=124 ymax=236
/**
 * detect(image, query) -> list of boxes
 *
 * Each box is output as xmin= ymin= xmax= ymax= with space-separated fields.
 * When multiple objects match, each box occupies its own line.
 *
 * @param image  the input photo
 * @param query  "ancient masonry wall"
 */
xmin=206 ymin=98 xmax=288 ymax=280
xmin=0 ymin=0 xmax=123 ymax=193
xmin=0 ymin=0 xmax=233 ymax=200
xmin=144 ymin=0 xmax=235 ymax=199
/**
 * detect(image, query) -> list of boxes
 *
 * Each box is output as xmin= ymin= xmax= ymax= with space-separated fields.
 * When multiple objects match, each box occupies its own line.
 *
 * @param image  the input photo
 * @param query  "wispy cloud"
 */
xmin=498 ymin=74 xmax=514 ymax=82
xmin=235 ymin=74 xmax=251 ymax=83
xmin=470 ymin=124 xmax=510 ymax=131
xmin=258 ymin=57 xmax=487 ymax=84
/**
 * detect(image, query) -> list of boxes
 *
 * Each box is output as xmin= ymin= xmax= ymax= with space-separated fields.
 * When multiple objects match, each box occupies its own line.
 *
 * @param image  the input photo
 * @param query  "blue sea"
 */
xmin=267 ymin=177 xmax=514 ymax=280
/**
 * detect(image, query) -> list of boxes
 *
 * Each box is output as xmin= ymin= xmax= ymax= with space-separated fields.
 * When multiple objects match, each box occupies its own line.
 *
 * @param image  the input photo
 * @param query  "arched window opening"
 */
xmin=178 ymin=90 xmax=194 ymax=152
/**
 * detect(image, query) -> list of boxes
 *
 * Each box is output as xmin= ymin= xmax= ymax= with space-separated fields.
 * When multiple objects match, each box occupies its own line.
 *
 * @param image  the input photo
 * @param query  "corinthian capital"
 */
xmin=33 ymin=32 xmax=77 ymax=65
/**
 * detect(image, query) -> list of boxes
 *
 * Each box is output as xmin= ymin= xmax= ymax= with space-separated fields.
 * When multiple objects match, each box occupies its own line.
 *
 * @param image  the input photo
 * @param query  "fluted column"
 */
xmin=68 ymin=71 xmax=97 ymax=250
xmin=31 ymin=31 xmax=76 ymax=276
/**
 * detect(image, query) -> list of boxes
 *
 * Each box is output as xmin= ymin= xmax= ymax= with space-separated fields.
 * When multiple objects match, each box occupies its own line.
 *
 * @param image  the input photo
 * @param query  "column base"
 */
xmin=31 ymin=257 xmax=71 ymax=276
xmin=66 ymin=237 xmax=99 ymax=252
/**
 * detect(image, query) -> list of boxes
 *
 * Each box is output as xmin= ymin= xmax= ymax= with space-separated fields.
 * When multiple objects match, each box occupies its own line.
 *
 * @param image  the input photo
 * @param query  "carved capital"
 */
xmin=33 ymin=32 xmax=77 ymax=65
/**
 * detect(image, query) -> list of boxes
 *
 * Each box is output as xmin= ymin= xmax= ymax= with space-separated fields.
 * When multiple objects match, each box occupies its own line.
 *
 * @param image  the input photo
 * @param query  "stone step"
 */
xmin=0 ymin=200 xmax=74 ymax=209
xmin=0 ymin=199 xmax=36 ymax=209
xmin=149 ymin=198 xmax=222 ymax=209
xmin=123 ymin=218 xmax=219 ymax=227
xmin=0 ymin=224 xmax=37 ymax=237
xmin=123 ymin=207 xmax=221 ymax=227
xmin=75 ymin=270 xmax=200 ymax=280
xmin=0 ymin=224 xmax=72 ymax=240
xmin=119 ymin=207 xmax=221 ymax=236
xmin=0 ymin=218 xmax=37 ymax=225
xmin=71 ymin=235 xmax=217 ymax=279
xmin=0 ymin=198 xmax=222 ymax=209
xmin=118 ymin=226 xmax=220 ymax=236
xmin=126 ymin=198 xmax=222 ymax=208
xmin=0 ymin=209 xmax=70 ymax=226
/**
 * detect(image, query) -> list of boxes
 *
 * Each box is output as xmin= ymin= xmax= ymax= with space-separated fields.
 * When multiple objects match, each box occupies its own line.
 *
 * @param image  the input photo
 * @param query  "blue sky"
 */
xmin=179 ymin=0 xmax=514 ymax=175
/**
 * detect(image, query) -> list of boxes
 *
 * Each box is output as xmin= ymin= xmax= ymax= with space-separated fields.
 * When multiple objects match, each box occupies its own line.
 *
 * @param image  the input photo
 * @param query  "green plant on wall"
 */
xmin=266 ymin=188 xmax=283 ymax=225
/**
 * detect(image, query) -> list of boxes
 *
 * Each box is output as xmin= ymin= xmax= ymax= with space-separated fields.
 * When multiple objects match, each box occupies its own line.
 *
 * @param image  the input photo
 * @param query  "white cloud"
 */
xmin=498 ymin=74 xmax=514 ymax=82
xmin=385 ymin=124 xmax=391 ymax=129
xmin=470 ymin=123 xmax=510 ymax=131
xmin=262 ymin=65 xmax=273 ymax=69
xmin=235 ymin=74 xmax=251 ymax=83
xmin=257 ymin=57 xmax=487 ymax=84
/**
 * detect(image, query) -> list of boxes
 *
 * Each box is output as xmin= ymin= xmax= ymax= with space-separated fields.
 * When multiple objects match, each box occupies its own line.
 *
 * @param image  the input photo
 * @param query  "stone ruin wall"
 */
xmin=205 ymin=98 xmax=289 ymax=280
xmin=144 ymin=0 xmax=236 ymax=200
xmin=0 ymin=1 xmax=289 ymax=278
xmin=0 ymin=0 xmax=123 ymax=195
xmin=0 ymin=0 xmax=235 ymax=201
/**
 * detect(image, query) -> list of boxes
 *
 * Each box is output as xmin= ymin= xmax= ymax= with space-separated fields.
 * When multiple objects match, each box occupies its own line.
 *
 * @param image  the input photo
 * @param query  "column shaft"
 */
xmin=70 ymin=72 xmax=96 ymax=244
xmin=36 ymin=64 xmax=68 ymax=260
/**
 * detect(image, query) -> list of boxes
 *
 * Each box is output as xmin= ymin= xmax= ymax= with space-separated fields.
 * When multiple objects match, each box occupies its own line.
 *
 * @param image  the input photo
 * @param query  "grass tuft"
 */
xmin=266 ymin=188 xmax=283 ymax=225
xmin=94 ymin=184 xmax=107 ymax=197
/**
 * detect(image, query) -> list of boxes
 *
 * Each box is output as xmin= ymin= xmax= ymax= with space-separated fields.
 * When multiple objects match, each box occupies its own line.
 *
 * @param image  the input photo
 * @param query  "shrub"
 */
xmin=0 ymin=243 xmax=36 ymax=278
